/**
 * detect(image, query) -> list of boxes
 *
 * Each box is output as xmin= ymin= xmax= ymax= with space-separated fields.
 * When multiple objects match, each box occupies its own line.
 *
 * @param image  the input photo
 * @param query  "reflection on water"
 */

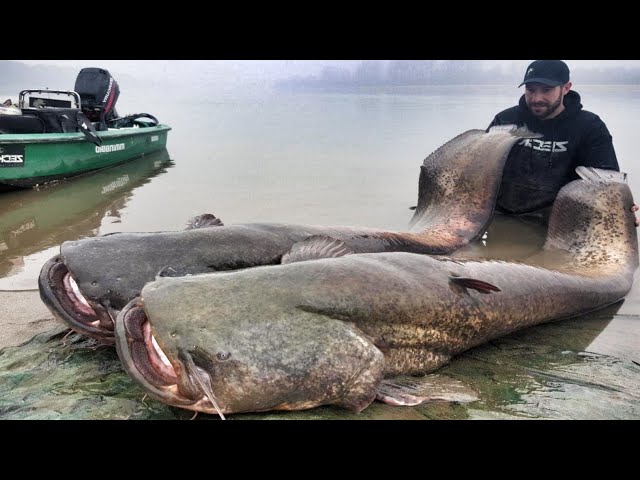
xmin=0 ymin=149 xmax=173 ymax=288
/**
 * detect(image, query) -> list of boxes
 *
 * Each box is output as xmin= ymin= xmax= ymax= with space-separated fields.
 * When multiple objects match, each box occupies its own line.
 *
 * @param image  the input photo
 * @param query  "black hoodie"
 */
xmin=487 ymin=90 xmax=619 ymax=215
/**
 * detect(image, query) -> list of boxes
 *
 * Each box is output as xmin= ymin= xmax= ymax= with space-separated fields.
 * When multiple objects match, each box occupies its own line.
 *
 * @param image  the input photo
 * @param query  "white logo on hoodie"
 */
xmin=518 ymin=138 xmax=568 ymax=152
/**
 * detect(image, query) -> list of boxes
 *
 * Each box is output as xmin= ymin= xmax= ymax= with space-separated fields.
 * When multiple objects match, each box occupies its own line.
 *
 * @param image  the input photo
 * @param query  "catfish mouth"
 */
xmin=114 ymin=297 xmax=222 ymax=414
xmin=38 ymin=255 xmax=116 ymax=344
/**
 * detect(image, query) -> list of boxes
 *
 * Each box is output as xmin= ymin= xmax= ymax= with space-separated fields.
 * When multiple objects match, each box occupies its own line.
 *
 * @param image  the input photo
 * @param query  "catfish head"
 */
xmin=114 ymin=276 xmax=386 ymax=416
xmin=38 ymin=254 xmax=118 ymax=344
xmin=38 ymin=214 xmax=226 ymax=344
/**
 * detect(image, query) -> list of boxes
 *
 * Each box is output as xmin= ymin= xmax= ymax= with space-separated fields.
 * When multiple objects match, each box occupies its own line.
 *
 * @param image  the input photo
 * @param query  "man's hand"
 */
xmin=632 ymin=204 xmax=639 ymax=227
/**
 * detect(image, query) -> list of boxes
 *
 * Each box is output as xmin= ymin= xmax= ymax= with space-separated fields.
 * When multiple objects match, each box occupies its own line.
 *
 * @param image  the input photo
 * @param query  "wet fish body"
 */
xmin=114 ymin=173 xmax=638 ymax=415
xmin=39 ymin=127 xmax=538 ymax=342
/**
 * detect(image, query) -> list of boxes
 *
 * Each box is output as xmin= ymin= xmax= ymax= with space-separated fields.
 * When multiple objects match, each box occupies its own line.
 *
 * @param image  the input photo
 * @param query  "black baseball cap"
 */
xmin=518 ymin=60 xmax=570 ymax=87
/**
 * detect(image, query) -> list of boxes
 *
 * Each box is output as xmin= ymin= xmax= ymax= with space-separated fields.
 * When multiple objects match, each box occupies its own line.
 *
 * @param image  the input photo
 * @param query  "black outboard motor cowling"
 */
xmin=74 ymin=68 xmax=120 ymax=131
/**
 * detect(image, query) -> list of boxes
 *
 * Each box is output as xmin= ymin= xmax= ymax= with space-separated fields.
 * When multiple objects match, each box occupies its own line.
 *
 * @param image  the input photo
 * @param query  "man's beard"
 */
xmin=528 ymin=95 xmax=562 ymax=119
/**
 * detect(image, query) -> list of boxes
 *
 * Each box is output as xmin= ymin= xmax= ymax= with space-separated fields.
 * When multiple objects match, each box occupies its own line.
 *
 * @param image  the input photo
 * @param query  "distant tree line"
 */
xmin=275 ymin=60 xmax=640 ymax=90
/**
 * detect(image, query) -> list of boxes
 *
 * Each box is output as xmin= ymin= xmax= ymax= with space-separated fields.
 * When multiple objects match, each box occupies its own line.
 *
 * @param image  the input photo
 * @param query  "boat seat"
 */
xmin=28 ymin=96 xmax=74 ymax=109
xmin=21 ymin=108 xmax=83 ymax=133
xmin=0 ymin=114 xmax=45 ymax=134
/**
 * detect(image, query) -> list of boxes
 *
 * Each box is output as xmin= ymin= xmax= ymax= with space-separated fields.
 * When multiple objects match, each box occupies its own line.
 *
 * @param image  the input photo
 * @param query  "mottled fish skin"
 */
xmin=114 ymin=176 xmax=638 ymax=415
xmin=39 ymin=127 xmax=538 ymax=342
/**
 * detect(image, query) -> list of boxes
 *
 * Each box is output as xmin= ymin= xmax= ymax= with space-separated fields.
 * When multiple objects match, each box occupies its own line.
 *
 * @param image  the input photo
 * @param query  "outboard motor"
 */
xmin=74 ymin=68 xmax=120 ymax=131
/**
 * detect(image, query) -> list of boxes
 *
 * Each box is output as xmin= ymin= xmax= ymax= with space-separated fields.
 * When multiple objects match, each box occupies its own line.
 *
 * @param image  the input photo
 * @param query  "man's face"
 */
xmin=524 ymin=82 xmax=570 ymax=119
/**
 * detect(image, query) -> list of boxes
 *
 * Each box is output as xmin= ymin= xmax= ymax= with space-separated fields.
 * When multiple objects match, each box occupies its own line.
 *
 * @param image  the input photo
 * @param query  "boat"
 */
xmin=0 ymin=67 xmax=171 ymax=190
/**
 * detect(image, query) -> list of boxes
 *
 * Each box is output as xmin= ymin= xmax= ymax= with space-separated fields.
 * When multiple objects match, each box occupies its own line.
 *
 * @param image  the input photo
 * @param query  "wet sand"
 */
xmin=0 ymin=290 xmax=58 ymax=349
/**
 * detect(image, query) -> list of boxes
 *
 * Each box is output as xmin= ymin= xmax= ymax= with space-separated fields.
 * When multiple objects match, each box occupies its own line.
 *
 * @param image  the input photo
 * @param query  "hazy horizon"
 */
xmin=14 ymin=60 xmax=640 ymax=88
xmin=3 ymin=60 xmax=640 ymax=102
xmin=17 ymin=59 xmax=640 ymax=75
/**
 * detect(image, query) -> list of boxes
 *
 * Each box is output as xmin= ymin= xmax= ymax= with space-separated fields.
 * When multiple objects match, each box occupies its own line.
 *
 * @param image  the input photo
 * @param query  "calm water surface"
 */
xmin=2 ymin=85 xmax=640 ymax=317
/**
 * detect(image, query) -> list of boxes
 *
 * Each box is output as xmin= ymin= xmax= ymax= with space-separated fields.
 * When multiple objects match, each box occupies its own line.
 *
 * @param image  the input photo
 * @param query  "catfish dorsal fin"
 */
xmin=488 ymin=124 xmax=542 ymax=139
xmin=281 ymin=235 xmax=355 ymax=264
xmin=185 ymin=213 xmax=224 ymax=230
xmin=449 ymin=276 xmax=501 ymax=294
xmin=487 ymin=124 xmax=519 ymax=134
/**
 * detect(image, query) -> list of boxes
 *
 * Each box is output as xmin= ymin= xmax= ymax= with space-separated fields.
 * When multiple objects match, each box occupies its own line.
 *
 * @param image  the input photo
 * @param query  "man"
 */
xmin=487 ymin=59 xmax=632 ymax=221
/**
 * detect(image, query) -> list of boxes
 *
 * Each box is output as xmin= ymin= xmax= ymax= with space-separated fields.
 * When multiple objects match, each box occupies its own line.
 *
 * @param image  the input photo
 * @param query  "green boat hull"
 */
xmin=0 ymin=124 xmax=171 ymax=188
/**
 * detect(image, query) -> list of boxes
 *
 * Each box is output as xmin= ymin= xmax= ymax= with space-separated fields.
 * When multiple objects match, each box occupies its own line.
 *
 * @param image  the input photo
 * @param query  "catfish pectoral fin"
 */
xmin=449 ymin=276 xmax=501 ymax=294
xmin=334 ymin=372 xmax=384 ymax=413
xmin=376 ymin=375 xmax=479 ymax=406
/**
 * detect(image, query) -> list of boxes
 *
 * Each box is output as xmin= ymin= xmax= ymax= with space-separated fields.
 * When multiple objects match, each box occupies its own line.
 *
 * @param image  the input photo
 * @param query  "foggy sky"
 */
xmin=18 ymin=60 xmax=640 ymax=85
xmin=17 ymin=60 xmax=363 ymax=87
xmin=8 ymin=60 xmax=640 ymax=97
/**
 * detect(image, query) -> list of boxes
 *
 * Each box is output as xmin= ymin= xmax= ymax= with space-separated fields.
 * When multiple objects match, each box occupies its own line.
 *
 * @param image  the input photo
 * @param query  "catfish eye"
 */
xmin=216 ymin=351 xmax=231 ymax=361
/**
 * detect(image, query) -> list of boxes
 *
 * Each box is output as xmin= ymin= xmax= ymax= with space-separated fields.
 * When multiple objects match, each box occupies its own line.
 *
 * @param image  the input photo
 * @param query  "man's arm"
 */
xmin=577 ymin=117 xmax=619 ymax=171
xmin=632 ymin=205 xmax=639 ymax=226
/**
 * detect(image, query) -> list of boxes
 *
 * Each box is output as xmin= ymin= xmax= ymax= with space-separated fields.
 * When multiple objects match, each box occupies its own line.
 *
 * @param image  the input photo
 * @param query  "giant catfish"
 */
xmin=39 ymin=126 xmax=538 ymax=343
xmin=114 ymin=169 xmax=638 ymax=416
